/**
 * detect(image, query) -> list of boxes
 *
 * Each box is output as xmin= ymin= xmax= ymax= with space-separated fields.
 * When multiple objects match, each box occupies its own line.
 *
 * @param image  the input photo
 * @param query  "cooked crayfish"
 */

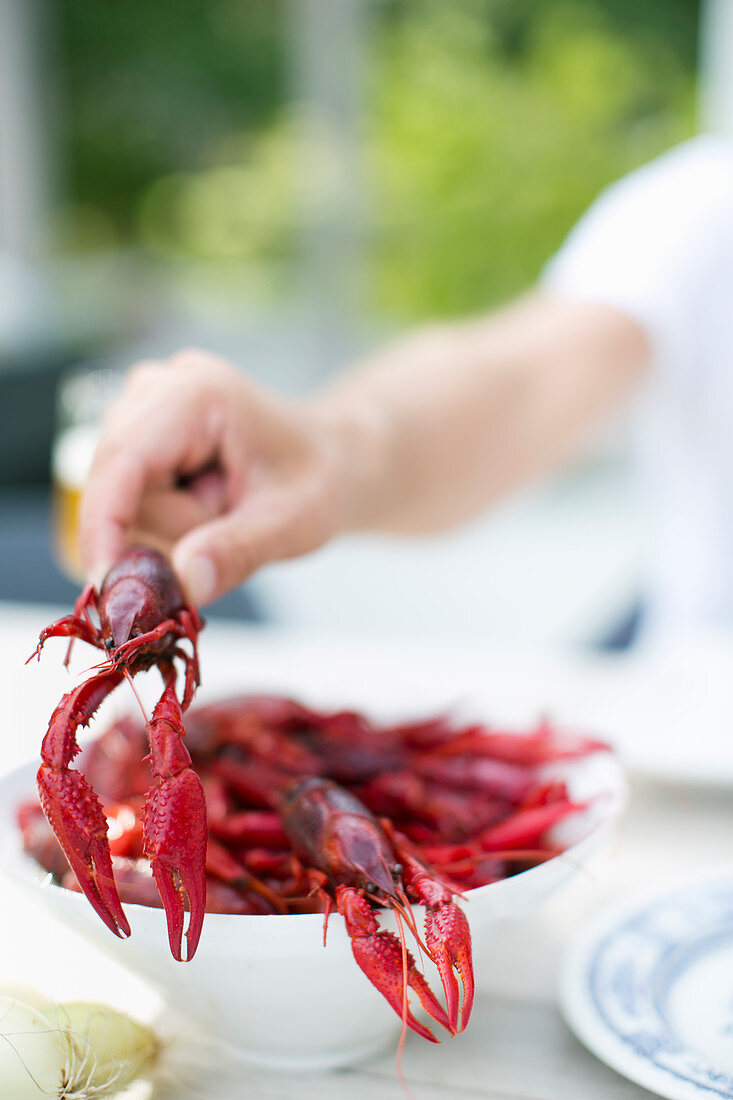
xmin=280 ymin=776 xmax=473 ymax=1038
xmin=28 ymin=545 xmax=207 ymax=960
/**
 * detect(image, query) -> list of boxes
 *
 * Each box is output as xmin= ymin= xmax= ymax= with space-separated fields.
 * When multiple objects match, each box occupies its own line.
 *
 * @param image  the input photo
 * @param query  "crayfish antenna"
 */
xmin=394 ymin=885 xmax=428 ymax=954
xmin=123 ymin=667 xmax=150 ymax=723
xmin=394 ymin=909 xmax=422 ymax=1100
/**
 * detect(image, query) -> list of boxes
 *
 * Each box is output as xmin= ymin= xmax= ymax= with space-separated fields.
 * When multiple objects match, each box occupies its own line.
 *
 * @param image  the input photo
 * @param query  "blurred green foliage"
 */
xmin=367 ymin=0 xmax=696 ymax=318
xmin=56 ymin=0 xmax=697 ymax=321
xmin=57 ymin=0 xmax=286 ymax=234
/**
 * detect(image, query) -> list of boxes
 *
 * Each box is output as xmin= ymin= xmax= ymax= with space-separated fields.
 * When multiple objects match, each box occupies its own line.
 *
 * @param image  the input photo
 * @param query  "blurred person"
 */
xmin=80 ymin=135 xmax=733 ymax=645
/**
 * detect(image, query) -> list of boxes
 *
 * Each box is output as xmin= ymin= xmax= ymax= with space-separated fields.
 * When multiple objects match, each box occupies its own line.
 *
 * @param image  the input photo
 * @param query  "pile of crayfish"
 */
xmin=20 ymin=545 xmax=609 ymax=1045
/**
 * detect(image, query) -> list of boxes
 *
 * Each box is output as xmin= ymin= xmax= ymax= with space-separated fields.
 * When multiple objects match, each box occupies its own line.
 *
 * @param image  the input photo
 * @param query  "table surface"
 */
xmin=1 ymin=602 xmax=730 ymax=1100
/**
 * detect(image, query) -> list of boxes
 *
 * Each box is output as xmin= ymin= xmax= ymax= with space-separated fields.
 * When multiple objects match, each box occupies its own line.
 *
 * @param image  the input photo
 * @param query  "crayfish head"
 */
xmin=101 ymin=577 xmax=163 ymax=651
xmin=98 ymin=546 xmax=187 ymax=656
xmin=280 ymin=777 xmax=401 ymax=901
xmin=324 ymin=813 xmax=399 ymax=900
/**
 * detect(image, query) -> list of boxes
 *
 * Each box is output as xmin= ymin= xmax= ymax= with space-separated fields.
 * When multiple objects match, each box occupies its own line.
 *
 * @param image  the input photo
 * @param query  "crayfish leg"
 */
xmin=177 ymin=607 xmax=203 ymax=709
xmin=172 ymin=643 xmax=199 ymax=713
xmin=27 ymin=585 xmax=102 ymax=666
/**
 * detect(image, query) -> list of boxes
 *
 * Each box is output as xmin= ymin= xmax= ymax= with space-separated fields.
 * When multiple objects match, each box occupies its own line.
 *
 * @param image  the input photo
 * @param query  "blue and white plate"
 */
xmin=560 ymin=868 xmax=733 ymax=1100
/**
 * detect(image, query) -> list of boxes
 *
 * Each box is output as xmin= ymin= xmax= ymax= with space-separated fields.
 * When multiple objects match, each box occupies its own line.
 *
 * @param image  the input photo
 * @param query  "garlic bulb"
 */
xmin=0 ymin=988 xmax=160 ymax=1099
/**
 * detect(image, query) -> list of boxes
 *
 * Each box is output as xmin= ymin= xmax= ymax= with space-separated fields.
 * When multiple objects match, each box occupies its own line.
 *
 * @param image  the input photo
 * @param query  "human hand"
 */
xmin=79 ymin=349 xmax=379 ymax=604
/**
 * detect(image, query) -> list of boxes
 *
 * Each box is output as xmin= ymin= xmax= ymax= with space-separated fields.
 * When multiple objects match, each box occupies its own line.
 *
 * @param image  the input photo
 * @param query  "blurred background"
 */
xmin=0 ymin=0 xmax=713 ymax=644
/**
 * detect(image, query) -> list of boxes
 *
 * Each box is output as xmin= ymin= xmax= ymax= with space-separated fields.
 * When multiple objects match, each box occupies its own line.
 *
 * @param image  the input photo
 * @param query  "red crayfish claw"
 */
xmin=386 ymin=824 xmax=474 ymax=1033
xmin=423 ymin=901 xmax=474 ymax=1033
xmin=335 ymin=885 xmax=451 ymax=1043
xmin=38 ymin=765 xmax=131 ymax=939
xmin=37 ymin=669 xmax=131 ymax=939
xmin=142 ymin=675 xmax=207 ymax=961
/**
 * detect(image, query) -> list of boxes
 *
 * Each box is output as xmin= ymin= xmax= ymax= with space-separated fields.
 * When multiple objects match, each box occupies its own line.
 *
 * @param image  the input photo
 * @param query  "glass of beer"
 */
xmin=52 ymin=366 xmax=123 ymax=581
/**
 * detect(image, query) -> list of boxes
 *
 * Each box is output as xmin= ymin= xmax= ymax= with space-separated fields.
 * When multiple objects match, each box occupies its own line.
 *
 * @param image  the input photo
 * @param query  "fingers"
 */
xmin=123 ymin=475 xmax=230 ymax=561
xmin=136 ymin=476 xmax=229 ymax=545
xmin=172 ymin=496 xmax=313 ymax=605
xmin=79 ymin=350 xmax=240 ymax=582
xmin=171 ymin=513 xmax=280 ymax=606
xmin=78 ymin=345 xmax=342 ymax=606
xmin=80 ymin=449 xmax=149 ymax=585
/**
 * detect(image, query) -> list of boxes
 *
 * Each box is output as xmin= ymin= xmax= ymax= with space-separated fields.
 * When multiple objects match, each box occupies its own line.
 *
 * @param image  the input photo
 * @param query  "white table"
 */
xmin=1 ymin=602 xmax=728 ymax=1100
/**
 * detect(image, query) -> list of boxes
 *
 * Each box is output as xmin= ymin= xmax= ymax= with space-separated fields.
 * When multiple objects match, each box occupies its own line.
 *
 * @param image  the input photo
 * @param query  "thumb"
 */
xmin=172 ymin=508 xmax=292 ymax=605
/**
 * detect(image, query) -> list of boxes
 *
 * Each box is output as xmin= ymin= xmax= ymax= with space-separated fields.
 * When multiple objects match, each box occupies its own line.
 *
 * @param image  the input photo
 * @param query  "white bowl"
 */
xmin=0 ymin=741 xmax=625 ymax=1071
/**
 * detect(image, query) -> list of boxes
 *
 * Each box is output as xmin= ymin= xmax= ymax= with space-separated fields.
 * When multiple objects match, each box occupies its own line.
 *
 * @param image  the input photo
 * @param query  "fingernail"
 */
xmin=181 ymin=554 xmax=217 ymax=605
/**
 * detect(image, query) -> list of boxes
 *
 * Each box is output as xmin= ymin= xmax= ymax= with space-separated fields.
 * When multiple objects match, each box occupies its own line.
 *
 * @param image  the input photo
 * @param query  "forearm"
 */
xmin=313 ymin=291 xmax=649 ymax=535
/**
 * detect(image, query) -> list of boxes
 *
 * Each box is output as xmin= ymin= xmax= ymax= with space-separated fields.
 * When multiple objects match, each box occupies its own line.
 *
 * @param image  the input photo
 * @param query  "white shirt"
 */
xmin=543 ymin=136 xmax=733 ymax=639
